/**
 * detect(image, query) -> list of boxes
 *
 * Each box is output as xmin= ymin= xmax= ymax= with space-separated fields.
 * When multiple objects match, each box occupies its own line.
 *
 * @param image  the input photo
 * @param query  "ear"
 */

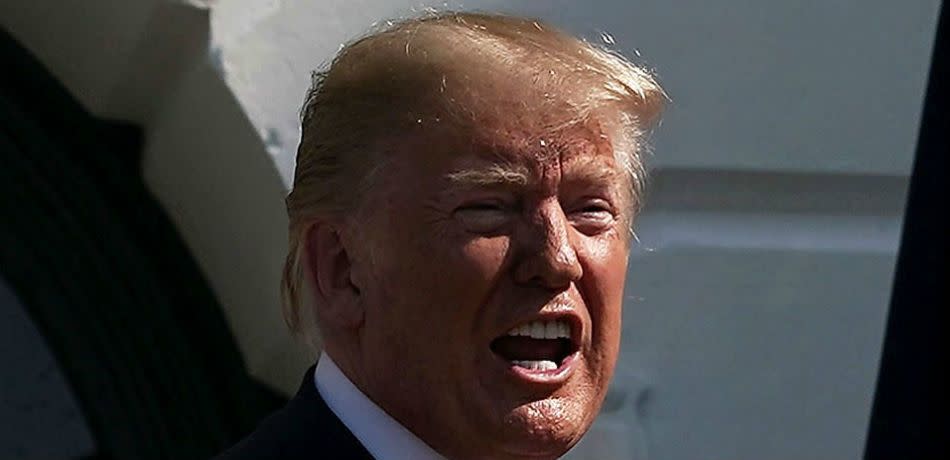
xmin=305 ymin=222 xmax=365 ymax=329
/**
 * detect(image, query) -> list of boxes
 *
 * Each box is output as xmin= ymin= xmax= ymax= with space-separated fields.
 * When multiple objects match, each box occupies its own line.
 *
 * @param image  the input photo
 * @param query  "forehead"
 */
xmin=412 ymin=108 xmax=624 ymax=178
xmin=457 ymin=139 xmax=619 ymax=191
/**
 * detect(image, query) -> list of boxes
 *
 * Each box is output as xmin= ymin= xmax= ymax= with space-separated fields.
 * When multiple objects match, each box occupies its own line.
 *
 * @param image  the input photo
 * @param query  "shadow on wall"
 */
xmin=1 ymin=0 xmax=314 ymax=395
xmin=0 ymin=23 xmax=285 ymax=460
xmin=141 ymin=35 xmax=314 ymax=395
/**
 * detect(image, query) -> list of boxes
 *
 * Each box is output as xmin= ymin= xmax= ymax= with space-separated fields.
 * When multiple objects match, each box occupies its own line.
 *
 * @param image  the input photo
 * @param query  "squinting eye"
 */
xmin=578 ymin=204 xmax=611 ymax=214
xmin=454 ymin=203 xmax=510 ymax=233
xmin=569 ymin=201 xmax=616 ymax=234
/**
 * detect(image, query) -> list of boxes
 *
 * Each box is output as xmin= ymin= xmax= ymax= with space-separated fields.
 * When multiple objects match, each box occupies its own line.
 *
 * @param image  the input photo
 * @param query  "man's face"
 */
xmin=352 ymin=104 xmax=631 ymax=459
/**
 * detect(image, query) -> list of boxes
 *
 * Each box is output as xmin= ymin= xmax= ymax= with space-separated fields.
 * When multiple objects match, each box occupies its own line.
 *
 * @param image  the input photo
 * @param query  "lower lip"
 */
xmin=492 ymin=351 xmax=581 ymax=385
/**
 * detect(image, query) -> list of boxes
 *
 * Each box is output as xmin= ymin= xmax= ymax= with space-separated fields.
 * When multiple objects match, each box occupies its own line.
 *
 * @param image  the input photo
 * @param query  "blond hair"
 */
xmin=282 ymin=11 xmax=666 ymax=348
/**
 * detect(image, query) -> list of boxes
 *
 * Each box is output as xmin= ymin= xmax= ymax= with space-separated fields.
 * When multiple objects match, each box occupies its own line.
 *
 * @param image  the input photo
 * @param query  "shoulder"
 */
xmin=212 ymin=403 xmax=314 ymax=460
xmin=212 ymin=365 xmax=373 ymax=460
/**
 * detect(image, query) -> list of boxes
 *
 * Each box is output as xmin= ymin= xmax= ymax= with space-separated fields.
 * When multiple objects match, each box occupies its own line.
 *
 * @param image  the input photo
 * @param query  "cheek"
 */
xmin=458 ymin=236 xmax=511 ymax=282
xmin=421 ymin=236 xmax=511 ymax=341
xmin=373 ymin=230 xmax=510 ymax=339
xmin=579 ymin=236 xmax=628 ymax=354
xmin=584 ymin=232 xmax=629 ymax=302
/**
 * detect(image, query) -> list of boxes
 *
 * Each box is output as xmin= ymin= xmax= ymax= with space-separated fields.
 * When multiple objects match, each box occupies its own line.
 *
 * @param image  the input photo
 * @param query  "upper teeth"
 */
xmin=507 ymin=320 xmax=571 ymax=340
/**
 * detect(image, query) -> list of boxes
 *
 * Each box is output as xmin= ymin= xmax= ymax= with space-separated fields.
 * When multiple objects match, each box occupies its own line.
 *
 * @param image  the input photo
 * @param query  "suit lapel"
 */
xmin=287 ymin=364 xmax=375 ymax=459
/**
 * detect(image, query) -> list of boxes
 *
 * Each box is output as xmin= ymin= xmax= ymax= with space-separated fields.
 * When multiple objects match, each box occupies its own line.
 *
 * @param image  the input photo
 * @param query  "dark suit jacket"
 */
xmin=213 ymin=365 xmax=374 ymax=459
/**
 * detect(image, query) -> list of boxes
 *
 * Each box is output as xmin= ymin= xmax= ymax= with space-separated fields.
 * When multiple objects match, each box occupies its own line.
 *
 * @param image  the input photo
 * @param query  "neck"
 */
xmin=321 ymin=336 xmax=369 ymax=390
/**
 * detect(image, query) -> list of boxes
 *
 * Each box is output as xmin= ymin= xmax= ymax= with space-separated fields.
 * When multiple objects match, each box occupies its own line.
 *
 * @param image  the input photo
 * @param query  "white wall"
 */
xmin=3 ymin=0 xmax=940 ymax=458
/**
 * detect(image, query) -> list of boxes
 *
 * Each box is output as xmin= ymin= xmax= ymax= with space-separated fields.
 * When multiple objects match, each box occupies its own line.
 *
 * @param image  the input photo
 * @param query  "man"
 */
xmin=216 ymin=11 xmax=664 ymax=460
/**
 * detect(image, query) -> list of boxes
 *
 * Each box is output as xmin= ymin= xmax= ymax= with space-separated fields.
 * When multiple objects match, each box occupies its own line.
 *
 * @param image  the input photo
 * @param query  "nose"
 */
xmin=513 ymin=200 xmax=583 ymax=289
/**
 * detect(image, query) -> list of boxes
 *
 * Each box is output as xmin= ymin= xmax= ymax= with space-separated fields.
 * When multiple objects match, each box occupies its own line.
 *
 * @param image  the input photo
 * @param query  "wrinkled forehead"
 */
xmin=378 ymin=80 xmax=631 ymax=193
xmin=384 ymin=105 xmax=629 ymax=201
xmin=465 ymin=113 xmax=620 ymax=175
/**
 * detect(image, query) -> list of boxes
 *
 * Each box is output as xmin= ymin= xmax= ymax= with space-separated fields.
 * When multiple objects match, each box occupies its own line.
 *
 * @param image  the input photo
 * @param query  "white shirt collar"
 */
xmin=314 ymin=354 xmax=446 ymax=460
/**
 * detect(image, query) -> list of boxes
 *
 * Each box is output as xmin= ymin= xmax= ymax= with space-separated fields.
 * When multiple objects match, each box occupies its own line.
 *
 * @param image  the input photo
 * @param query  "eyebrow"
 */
xmin=444 ymin=163 xmax=530 ymax=187
xmin=443 ymin=159 xmax=622 ymax=189
xmin=561 ymin=160 xmax=622 ymax=185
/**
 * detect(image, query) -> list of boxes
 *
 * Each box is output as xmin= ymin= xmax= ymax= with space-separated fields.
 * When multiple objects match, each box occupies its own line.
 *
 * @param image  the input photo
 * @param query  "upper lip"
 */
xmin=496 ymin=308 xmax=584 ymax=348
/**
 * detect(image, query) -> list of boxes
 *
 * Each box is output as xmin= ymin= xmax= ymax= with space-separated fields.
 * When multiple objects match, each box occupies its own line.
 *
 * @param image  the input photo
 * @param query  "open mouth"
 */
xmin=490 ymin=319 xmax=579 ymax=372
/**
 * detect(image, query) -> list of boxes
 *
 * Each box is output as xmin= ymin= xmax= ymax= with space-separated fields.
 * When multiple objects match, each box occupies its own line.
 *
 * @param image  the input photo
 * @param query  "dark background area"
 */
xmin=864 ymin=3 xmax=949 ymax=459
xmin=0 ymin=28 xmax=284 ymax=459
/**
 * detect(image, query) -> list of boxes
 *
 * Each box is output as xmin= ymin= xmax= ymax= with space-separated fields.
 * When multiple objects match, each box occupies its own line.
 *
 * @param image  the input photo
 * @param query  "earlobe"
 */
xmin=305 ymin=222 xmax=365 ymax=329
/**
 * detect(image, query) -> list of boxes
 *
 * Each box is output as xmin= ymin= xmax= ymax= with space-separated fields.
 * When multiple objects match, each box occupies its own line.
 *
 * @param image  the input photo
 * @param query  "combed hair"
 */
xmin=282 ymin=11 xmax=667 ymax=349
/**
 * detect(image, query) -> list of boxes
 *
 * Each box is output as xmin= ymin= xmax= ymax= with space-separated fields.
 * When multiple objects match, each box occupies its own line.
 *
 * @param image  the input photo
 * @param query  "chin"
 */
xmin=495 ymin=397 xmax=591 ymax=459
